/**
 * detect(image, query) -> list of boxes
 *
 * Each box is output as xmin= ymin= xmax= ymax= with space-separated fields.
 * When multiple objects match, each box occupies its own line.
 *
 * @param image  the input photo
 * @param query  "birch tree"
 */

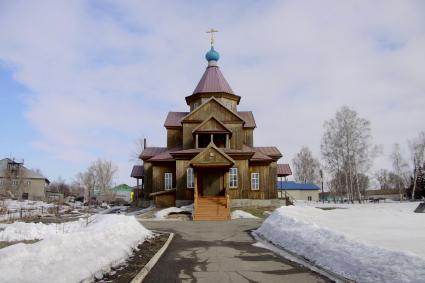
xmin=292 ymin=146 xmax=321 ymax=184
xmin=409 ymin=131 xmax=425 ymax=199
xmin=321 ymin=106 xmax=376 ymax=202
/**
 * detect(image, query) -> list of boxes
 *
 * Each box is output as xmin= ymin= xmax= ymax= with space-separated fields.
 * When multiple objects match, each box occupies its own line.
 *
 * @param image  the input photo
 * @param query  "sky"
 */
xmin=0 ymin=0 xmax=424 ymax=187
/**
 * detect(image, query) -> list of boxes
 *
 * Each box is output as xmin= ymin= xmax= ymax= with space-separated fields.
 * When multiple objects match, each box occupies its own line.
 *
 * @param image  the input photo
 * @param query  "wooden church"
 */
xmin=134 ymin=36 xmax=284 ymax=220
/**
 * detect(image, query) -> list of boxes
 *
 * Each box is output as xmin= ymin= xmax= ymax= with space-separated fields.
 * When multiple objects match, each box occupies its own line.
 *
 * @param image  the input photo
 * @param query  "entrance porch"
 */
xmin=189 ymin=144 xmax=234 ymax=220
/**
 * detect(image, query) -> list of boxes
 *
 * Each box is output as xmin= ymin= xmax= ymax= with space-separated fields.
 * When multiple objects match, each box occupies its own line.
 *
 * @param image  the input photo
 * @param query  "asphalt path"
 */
xmin=140 ymin=219 xmax=332 ymax=283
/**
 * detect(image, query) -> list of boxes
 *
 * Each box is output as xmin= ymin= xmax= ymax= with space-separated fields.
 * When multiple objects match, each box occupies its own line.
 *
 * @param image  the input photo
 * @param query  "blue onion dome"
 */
xmin=205 ymin=47 xmax=220 ymax=62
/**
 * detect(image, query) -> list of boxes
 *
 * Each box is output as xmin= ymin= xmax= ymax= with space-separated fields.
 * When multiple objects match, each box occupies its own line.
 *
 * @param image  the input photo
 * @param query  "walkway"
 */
xmin=140 ymin=219 xmax=331 ymax=283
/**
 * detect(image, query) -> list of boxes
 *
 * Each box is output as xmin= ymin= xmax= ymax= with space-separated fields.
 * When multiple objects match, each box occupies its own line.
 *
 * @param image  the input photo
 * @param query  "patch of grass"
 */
xmin=0 ymin=240 xmax=39 ymax=249
xmin=231 ymin=206 xmax=278 ymax=218
xmin=317 ymin=207 xmax=347 ymax=210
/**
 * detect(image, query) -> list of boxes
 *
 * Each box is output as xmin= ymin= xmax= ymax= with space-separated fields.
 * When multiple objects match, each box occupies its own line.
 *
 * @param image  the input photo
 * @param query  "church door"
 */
xmin=198 ymin=169 xmax=222 ymax=196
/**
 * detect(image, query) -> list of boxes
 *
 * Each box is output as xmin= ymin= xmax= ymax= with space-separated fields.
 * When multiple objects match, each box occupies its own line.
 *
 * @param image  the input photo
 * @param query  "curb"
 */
xmin=130 ymin=232 xmax=174 ymax=283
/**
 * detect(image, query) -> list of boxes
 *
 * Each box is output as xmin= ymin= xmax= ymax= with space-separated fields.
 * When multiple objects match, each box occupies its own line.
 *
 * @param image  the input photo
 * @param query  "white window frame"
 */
xmin=164 ymin=173 xmax=173 ymax=190
xmin=229 ymin=168 xmax=238 ymax=188
xmin=251 ymin=173 xmax=259 ymax=190
xmin=186 ymin=168 xmax=194 ymax=188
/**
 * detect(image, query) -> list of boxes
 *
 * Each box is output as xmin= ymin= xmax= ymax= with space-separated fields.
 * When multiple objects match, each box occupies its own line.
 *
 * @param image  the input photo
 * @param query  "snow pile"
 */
xmin=255 ymin=206 xmax=425 ymax=283
xmin=231 ymin=210 xmax=258 ymax=219
xmin=155 ymin=204 xmax=193 ymax=219
xmin=0 ymin=218 xmax=90 ymax=241
xmin=0 ymin=215 xmax=152 ymax=283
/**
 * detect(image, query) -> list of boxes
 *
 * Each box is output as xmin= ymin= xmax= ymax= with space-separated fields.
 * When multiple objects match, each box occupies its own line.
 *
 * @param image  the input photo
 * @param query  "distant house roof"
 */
xmin=277 ymin=181 xmax=320 ymax=190
xmin=112 ymin=184 xmax=133 ymax=192
xmin=0 ymin=158 xmax=49 ymax=183
xmin=193 ymin=66 xmax=234 ymax=95
xmin=277 ymin=164 xmax=292 ymax=176
xmin=130 ymin=165 xmax=144 ymax=178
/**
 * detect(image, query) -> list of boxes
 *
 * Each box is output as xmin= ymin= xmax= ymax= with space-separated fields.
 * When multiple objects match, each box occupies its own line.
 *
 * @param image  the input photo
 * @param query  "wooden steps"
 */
xmin=193 ymin=196 xmax=230 ymax=221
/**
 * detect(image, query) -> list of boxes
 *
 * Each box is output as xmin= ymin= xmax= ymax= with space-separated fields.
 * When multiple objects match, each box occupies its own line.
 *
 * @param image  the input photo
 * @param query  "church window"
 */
xmin=213 ymin=134 xmax=226 ymax=148
xmin=187 ymin=168 xmax=194 ymax=188
xmin=226 ymin=102 xmax=232 ymax=110
xmin=251 ymin=173 xmax=259 ymax=190
xmin=164 ymin=173 xmax=173 ymax=190
xmin=229 ymin=168 xmax=238 ymax=188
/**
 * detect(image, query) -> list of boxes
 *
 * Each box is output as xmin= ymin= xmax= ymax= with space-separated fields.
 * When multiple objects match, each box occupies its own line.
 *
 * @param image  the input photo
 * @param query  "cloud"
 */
xmin=0 ymin=0 xmax=424 ymax=183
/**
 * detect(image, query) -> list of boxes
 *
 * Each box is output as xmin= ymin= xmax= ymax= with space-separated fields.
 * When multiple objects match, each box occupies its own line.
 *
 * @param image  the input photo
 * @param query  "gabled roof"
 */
xmin=190 ymin=143 xmax=235 ymax=167
xmin=193 ymin=66 xmax=234 ymax=95
xmin=277 ymin=181 xmax=320 ymax=190
xmin=181 ymin=97 xmax=244 ymax=124
xmin=164 ymin=110 xmax=256 ymax=129
xmin=192 ymin=115 xmax=232 ymax=134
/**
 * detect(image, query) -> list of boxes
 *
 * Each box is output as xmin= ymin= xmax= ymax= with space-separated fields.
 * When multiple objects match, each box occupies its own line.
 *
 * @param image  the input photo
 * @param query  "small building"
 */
xmin=365 ymin=189 xmax=406 ymax=201
xmin=111 ymin=184 xmax=134 ymax=203
xmin=0 ymin=158 xmax=49 ymax=201
xmin=277 ymin=181 xmax=320 ymax=201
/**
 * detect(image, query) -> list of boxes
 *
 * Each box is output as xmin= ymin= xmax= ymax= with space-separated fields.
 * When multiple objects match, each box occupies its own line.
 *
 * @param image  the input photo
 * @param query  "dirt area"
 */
xmin=94 ymin=233 xmax=169 ymax=283
xmin=231 ymin=206 xmax=279 ymax=218
xmin=0 ymin=240 xmax=39 ymax=249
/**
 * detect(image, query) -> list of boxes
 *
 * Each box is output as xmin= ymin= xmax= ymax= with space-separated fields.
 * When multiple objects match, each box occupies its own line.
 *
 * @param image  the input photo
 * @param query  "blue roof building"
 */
xmin=277 ymin=181 xmax=320 ymax=201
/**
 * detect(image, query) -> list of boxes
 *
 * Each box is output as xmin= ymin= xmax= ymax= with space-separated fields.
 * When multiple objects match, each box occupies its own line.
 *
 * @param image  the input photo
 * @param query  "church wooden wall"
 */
xmin=143 ymin=162 xmax=153 ymax=198
xmin=152 ymin=164 xmax=176 ymax=193
xmin=175 ymin=160 xmax=194 ymax=200
xmin=244 ymin=129 xmax=254 ymax=147
xmin=182 ymin=123 xmax=197 ymax=149
xmin=167 ymin=129 xmax=182 ymax=149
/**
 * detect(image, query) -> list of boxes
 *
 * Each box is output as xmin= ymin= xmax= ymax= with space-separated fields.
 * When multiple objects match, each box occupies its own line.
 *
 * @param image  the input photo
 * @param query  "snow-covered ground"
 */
xmin=231 ymin=210 xmax=258 ymax=219
xmin=0 ymin=214 xmax=152 ymax=283
xmin=255 ymin=201 xmax=425 ymax=283
xmin=154 ymin=204 xmax=193 ymax=219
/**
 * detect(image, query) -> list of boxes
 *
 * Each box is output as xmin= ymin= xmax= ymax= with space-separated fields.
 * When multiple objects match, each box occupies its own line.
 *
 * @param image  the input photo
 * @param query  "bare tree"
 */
xmin=390 ymin=143 xmax=410 ymax=199
xmin=321 ymin=106 xmax=376 ymax=202
xmin=76 ymin=159 xmax=118 ymax=204
xmin=292 ymin=146 xmax=321 ymax=184
xmin=409 ymin=131 xmax=425 ymax=199
xmin=92 ymin=159 xmax=118 ymax=202
xmin=374 ymin=169 xmax=390 ymax=190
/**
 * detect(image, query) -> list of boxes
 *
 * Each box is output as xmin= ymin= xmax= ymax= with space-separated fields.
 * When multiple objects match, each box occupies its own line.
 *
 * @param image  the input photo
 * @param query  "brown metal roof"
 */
xmin=164 ymin=112 xmax=188 ymax=128
xmin=238 ymin=111 xmax=256 ymax=128
xmin=130 ymin=165 xmax=144 ymax=178
xmin=148 ymin=146 xmax=182 ymax=162
xmin=193 ymin=66 xmax=234 ymax=95
xmin=277 ymin=164 xmax=292 ymax=176
xmin=254 ymin=147 xmax=282 ymax=158
xmin=164 ymin=111 xmax=255 ymax=129
xmin=250 ymin=150 xmax=273 ymax=162
xmin=140 ymin=147 xmax=168 ymax=160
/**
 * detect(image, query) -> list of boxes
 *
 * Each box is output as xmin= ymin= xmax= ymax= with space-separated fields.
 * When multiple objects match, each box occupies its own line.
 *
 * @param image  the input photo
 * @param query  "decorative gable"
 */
xmin=181 ymin=97 xmax=244 ymax=124
xmin=190 ymin=143 xmax=235 ymax=167
xmin=192 ymin=115 xmax=232 ymax=134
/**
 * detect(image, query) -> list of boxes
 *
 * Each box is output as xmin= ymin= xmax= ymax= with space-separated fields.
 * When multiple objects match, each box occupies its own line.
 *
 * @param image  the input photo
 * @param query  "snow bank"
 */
xmin=154 ymin=204 xmax=193 ymax=219
xmin=0 ymin=218 xmax=89 ymax=241
xmin=0 ymin=215 xmax=152 ymax=283
xmin=255 ymin=206 xmax=425 ymax=283
xmin=231 ymin=210 xmax=258 ymax=219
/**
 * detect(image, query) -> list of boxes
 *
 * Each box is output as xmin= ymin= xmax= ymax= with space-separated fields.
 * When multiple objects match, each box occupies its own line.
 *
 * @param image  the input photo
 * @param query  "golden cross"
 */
xmin=206 ymin=28 xmax=219 ymax=46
